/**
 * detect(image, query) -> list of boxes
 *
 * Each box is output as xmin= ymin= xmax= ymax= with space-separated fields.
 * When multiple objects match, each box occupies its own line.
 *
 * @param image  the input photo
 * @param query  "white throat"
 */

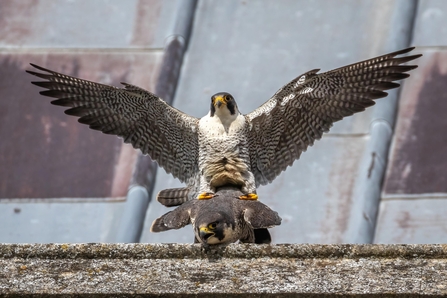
xmin=214 ymin=105 xmax=240 ymax=127
xmin=199 ymin=105 xmax=244 ymax=136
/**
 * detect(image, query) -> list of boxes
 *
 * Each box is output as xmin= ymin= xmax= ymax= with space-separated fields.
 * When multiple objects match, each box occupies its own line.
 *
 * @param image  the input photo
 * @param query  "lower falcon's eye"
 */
xmin=209 ymin=222 xmax=217 ymax=229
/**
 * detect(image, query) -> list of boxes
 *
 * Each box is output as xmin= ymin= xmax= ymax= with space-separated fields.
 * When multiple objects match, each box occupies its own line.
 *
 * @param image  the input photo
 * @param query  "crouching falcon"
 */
xmin=27 ymin=47 xmax=421 ymax=205
xmin=151 ymin=186 xmax=282 ymax=245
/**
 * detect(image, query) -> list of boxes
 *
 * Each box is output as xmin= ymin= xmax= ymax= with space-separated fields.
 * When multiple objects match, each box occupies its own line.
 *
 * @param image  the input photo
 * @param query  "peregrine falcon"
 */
xmin=150 ymin=186 xmax=282 ymax=245
xmin=27 ymin=47 xmax=421 ymax=205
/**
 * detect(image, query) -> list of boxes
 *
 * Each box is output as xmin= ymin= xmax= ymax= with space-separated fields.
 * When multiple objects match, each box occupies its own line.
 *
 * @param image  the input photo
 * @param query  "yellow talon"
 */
xmin=239 ymin=193 xmax=258 ymax=200
xmin=198 ymin=192 xmax=215 ymax=200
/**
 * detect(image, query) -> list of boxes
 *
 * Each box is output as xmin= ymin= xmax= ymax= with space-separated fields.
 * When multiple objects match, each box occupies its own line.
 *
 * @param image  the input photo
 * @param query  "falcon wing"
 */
xmin=246 ymin=47 xmax=421 ymax=186
xmin=150 ymin=202 xmax=193 ymax=232
xmin=242 ymin=201 xmax=282 ymax=229
xmin=27 ymin=64 xmax=199 ymax=183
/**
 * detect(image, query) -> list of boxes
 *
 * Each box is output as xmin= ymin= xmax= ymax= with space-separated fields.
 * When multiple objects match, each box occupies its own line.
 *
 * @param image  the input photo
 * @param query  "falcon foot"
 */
xmin=239 ymin=193 xmax=258 ymax=200
xmin=197 ymin=192 xmax=215 ymax=200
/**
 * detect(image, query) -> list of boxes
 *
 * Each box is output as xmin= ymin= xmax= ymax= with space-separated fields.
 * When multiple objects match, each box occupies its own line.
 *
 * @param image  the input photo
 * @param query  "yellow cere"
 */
xmin=214 ymin=95 xmax=226 ymax=106
xmin=200 ymin=226 xmax=211 ymax=233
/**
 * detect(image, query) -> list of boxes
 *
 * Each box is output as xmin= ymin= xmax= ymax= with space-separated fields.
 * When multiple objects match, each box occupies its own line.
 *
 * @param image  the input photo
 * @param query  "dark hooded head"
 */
xmin=210 ymin=92 xmax=238 ymax=117
xmin=195 ymin=211 xmax=236 ymax=245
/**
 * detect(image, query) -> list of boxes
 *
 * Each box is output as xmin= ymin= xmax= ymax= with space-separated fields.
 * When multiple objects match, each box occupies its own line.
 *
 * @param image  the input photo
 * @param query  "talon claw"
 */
xmin=239 ymin=193 xmax=258 ymax=200
xmin=198 ymin=192 xmax=215 ymax=200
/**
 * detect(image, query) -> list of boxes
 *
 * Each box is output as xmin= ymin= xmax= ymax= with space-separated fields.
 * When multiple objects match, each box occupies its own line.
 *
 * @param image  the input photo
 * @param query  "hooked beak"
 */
xmin=199 ymin=227 xmax=214 ymax=241
xmin=214 ymin=96 xmax=225 ymax=108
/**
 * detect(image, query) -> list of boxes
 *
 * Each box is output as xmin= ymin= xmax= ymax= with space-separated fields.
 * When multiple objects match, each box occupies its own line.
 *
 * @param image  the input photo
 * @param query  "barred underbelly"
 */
xmin=204 ymin=156 xmax=249 ymax=188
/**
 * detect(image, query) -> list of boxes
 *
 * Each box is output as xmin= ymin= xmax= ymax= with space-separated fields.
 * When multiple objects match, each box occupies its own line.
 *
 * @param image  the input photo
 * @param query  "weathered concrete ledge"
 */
xmin=1 ymin=244 xmax=446 ymax=297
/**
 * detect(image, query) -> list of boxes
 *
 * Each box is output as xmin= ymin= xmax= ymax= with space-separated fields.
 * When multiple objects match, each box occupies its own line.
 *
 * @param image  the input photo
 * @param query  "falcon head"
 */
xmin=195 ymin=212 xmax=236 ymax=245
xmin=210 ymin=92 xmax=239 ymax=118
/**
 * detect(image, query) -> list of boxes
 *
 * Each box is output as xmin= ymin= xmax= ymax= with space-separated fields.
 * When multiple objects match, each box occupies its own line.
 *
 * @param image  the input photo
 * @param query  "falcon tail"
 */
xmin=254 ymin=228 xmax=272 ymax=244
xmin=157 ymin=187 xmax=190 ymax=207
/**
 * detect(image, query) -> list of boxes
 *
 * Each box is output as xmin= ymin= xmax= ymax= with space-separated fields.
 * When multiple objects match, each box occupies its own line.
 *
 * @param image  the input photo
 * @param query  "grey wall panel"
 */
xmin=383 ymin=50 xmax=447 ymax=196
xmin=0 ymin=200 xmax=125 ymax=243
xmin=376 ymin=0 xmax=447 ymax=243
xmin=412 ymin=0 xmax=447 ymax=47
xmin=0 ymin=0 xmax=180 ymax=49
xmin=375 ymin=198 xmax=447 ymax=244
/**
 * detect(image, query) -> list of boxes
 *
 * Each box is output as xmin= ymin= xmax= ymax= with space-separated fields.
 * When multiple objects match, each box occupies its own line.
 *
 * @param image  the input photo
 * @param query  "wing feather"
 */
xmin=27 ymin=64 xmax=199 ymax=183
xmin=246 ymin=47 xmax=422 ymax=186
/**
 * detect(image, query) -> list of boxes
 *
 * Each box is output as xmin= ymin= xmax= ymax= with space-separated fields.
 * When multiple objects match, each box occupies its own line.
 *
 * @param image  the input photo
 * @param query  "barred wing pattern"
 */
xmin=247 ymin=47 xmax=421 ymax=186
xmin=27 ymin=64 xmax=200 ymax=183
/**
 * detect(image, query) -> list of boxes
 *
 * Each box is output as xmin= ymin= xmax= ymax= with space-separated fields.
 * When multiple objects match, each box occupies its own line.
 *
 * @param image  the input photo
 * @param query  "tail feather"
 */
xmin=254 ymin=228 xmax=272 ymax=244
xmin=157 ymin=187 xmax=190 ymax=207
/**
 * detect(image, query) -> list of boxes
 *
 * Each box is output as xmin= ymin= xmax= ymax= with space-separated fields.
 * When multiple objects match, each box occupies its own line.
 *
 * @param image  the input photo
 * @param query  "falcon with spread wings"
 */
xmin=27 ymin=47 xmax=421 ymax=205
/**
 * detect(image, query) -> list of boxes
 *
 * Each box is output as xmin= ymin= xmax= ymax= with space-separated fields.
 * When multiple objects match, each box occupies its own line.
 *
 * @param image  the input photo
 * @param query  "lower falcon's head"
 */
xmin=195 ymin=212 xmax=236 ymax=245
xmin=210 ymin=92 xmax=239 ymax=118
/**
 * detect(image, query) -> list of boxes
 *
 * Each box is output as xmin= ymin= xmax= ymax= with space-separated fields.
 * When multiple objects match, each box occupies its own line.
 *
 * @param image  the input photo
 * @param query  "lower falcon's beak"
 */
xmin=199 ymin=227 xmax=214 ymax=241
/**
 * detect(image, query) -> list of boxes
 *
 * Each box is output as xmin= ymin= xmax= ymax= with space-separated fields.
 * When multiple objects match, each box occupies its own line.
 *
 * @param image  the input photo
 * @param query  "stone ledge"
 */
xmin=1 ymin=244 xmax=446 ymax=296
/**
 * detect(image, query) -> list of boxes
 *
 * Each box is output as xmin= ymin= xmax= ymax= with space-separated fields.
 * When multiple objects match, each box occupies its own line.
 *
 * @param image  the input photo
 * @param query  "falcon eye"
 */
xmin=209 ymin=222 xmax=217 ymax=230
xmin=224 ymin=95 xmax=231 ymax=101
